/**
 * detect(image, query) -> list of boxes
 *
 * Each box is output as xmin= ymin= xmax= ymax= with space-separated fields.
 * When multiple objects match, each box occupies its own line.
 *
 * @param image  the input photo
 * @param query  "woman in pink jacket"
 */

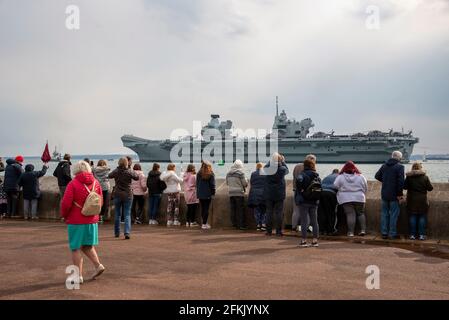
xmin=61 ymin=161 xmax=105 ymax=285
xmin=183 ymin=164 xmax=199 ymax=227
xmin=131 ymin=163 xmax=147 ymax=224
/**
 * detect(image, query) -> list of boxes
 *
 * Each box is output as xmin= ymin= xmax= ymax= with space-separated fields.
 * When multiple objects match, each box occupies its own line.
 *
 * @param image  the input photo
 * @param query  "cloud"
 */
xmin=0 ymin=0 xmax=448 ymax=156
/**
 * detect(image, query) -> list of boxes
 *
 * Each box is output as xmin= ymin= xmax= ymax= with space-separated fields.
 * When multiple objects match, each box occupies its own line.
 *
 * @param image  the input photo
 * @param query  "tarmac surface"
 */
xmin=1 ymin=220 xmax=449 ymax=300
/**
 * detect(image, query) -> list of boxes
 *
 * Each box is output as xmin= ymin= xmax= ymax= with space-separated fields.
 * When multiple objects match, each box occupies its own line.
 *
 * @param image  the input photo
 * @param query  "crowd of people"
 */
xmin=0 ymin=151 xmax=435 ymax=245
xmin=0 ymin=156 xmax=49 ymax=219
xmin=0 ymin=151 xmax=433 ymax=242
xmin=0 ymin=151 xmax=436 ymax=283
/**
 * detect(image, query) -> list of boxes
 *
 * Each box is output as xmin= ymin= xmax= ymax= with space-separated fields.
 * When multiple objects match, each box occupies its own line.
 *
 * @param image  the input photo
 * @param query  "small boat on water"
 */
xmin=50 ymin=146 xmax=62 ymax=162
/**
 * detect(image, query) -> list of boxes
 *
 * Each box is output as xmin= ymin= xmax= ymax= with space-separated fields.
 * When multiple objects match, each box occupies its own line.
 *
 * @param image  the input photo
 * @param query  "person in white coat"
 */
xmin=160 ymin=163 xmax=183 ymax=226
xmin=334 ymin=161 xmax=368 ymax=237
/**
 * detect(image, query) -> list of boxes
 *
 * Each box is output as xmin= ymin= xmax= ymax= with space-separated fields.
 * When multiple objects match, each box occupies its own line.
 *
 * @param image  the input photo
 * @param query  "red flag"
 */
xmin=41 ymin=142 xmax=51 ymax=163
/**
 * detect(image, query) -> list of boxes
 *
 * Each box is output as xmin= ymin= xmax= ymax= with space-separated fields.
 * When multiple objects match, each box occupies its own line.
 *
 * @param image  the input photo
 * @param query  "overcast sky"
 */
xmin=1 ymin=0 xmax=448 ymax=156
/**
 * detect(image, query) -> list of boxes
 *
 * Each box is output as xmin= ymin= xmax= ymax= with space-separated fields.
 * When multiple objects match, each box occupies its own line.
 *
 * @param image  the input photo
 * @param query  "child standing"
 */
xmin=183 ymin=164 xmax=199 ymax=227
xmin=146 ymin=163 xmax=165 ymax=225
xmin=196 ymin=161 xmax=216 ymax=230
xmin=248 ymin=163 xmax=266 ymax=231
xmin=131 ymin=163 xmax=147 ymax=224
xmin=160 ymin=164 xmax=183 ymax=226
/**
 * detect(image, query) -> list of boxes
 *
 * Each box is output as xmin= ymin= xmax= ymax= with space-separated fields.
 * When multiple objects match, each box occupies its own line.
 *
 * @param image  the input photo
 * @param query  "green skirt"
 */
xmin=67 ymin=224 xmax=99 ymax=251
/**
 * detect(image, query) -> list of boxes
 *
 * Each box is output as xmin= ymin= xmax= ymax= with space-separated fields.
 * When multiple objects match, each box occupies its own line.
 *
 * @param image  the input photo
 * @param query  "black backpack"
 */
xmin=159 ymin=179 xmax=167 ymax=192
xmin=302 ymin=175 xmax=322 ymax=201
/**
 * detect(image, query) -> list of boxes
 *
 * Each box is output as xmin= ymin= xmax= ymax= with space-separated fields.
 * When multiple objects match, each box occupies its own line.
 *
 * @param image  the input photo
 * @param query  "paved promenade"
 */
xmin=1 ymin=221 xmax=449 ymax=300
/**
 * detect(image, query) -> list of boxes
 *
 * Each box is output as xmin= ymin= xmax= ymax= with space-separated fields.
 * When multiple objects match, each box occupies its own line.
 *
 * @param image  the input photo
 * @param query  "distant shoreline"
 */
xmin=1 ymin=154 xmax=135 ymax=160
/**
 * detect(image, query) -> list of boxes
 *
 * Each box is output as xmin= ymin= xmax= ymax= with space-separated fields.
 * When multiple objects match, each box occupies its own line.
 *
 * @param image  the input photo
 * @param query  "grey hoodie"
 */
xmin=334 ymin=173 xmax=368 ymax=205
xmin=94 ymin=166 xmax=111 ymax=191
xmin=226 ymin=162 xmax=248 ymax=197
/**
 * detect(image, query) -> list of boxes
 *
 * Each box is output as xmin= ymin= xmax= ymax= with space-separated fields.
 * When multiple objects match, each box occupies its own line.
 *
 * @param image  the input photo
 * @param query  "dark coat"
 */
xmin=196 ymin=172 xmax=216 ymax=200
xmin=146 ymin=170 xmax=166 ymax=195
xmin=17 ymin=164 xmax=48 ymax=200
xmin=53 ymin=160 xmax=72 ymax=187
xmin=404 ymin=170 xmax=433 ymax=214
xmin=3 ymin=159 xmax=24 ymax=192
xmin=108 ymin=167 xmax=139 ymax=200
xmin=375 ymin=158 xmax=405 ymax=201
xmin=295 ymin=169 xmax=321 ymax=205
xmin=247 ymin=169 xmax=266 ymax=208
xmin=263 ymin=161 xmax=289 ymax=202
xmin=0 ymin=159 xmax=5 ymax=184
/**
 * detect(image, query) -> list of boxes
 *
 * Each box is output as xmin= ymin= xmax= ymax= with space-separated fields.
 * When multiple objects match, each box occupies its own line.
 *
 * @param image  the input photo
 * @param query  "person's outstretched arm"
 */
xmin=108 ymin=168 xmax=118 ymax=179
xmin=36 ymin=165 xmax=48 ymax=178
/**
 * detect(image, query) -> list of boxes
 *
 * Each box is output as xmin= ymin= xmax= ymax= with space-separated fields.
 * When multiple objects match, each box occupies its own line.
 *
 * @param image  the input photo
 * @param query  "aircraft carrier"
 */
xmin=121 ymin=99 xmax=419 ymax=164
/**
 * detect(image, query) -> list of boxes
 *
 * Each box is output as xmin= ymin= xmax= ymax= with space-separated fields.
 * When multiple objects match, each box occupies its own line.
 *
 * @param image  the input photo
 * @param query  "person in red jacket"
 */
xmin=61 ymin=161 xmax=105 ymax=285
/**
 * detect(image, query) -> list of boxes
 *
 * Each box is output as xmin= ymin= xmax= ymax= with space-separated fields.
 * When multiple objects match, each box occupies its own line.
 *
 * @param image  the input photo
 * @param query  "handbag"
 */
xmin=110 ymin=186 xmax=117 ymax=200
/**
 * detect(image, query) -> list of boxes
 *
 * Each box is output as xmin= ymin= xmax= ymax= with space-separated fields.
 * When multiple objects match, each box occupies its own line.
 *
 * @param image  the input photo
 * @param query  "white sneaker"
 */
xmin=205 ymin=224 xmax=211 ymax=229
xmin=167 ymin=220 xmax=174 ymax=226
xmin=347 ymin=232 xmax=354 ymax=237
xmin=149 ymin=220 xmax=153 ymax=225
xmin=68 ymin=274 xmax=83 ymax=285
xmin=173 ymin=220 xmax=181 ymax=226
xmin=201 ymin=224 xmax=207 ymax=230
xmin=185 ymin=222 xmax=190 ymax=227
xmin=190 ymin=222 xmax=199 ymax=227
xmin=299 ymin=240 xmax=309 ymax=248
xmin=92 ymin=264 xmax=105 ymax=280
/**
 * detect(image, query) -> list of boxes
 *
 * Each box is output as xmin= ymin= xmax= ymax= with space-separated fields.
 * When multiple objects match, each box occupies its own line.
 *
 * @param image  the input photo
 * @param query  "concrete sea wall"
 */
xmin=11 ymin=177 xmax=449 ymax=239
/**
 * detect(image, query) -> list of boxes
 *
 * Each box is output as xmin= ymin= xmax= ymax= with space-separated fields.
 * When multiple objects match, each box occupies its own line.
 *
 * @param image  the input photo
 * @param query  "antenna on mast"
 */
xmin=276 ymin=96 xmax=279 ymax=117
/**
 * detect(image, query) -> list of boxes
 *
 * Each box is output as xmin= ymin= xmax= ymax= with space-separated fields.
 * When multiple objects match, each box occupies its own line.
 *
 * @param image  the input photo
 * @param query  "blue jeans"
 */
xmin=254 ymin=205 xmax=266 ymax=226
xmin=149 ymin=194 xmax=162 ymax=220
xmin=381 ymin=200 xmax=400 ymax=237
xmin=409 ymin=213 xmax=427 ymax=237
xmin=299 ymin=203 xmax=319 ymax=239
xmin=265 ymin=200 xmax=284 ymax=235
xmin=114 ymin=198 xmax=132 ymax=236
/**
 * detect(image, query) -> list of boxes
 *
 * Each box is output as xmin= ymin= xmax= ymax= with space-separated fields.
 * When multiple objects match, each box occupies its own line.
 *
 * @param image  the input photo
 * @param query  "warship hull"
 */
xmin=121 ymin=135 xmax=418 ymax=164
